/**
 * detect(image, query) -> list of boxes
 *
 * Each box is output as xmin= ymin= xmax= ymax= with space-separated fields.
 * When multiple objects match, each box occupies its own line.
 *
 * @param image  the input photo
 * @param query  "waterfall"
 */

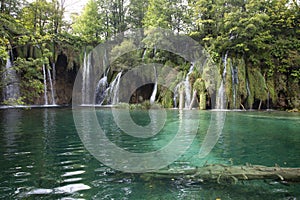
xmin=42 ymin=64 xmax=48 ymax=105
xmin=82 ymin=52 xmax=92 ymax=105
xmin=172 ymin=63 xmax=195 ymax=109
xmin=2 ymin=51 xmax=20 ymax=102
xmin=47 ymin=68 xmax=56 ymax=105
xmin=142 ymin=48 xmax=147 ymax=61
xmin=109 ymin=71 xmax=122 ymax=105
xmin=42 ymin=64 xmax=56 ymax=105
xmin=230 ymin=61 xmax=238 ymax=109
xmin=216 ymin=82 xmax=225 ymax=109
xmin=173 ymin=83 xmax=181 ymax=108
xmin=150 ymin=66 xmax=157 ymax=104
xmin=216 ymin=51 xmax=228 ymax=109
xmin=95 ymin=71 xmax=122 ymax=105
xmin=184 ymin=63 xmax=194 ymax=108
xmin=95 ymin=76 xmax=108 ymax=105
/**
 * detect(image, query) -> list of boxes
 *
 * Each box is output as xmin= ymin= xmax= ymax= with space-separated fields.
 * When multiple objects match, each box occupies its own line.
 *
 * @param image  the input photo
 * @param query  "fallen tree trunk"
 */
xmin=143 ymin=164 xmax=300 ymax=183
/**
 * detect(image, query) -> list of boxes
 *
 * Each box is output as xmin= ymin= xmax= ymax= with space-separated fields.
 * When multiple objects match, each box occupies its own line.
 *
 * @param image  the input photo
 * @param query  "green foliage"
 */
xmin=248 ymin=68 xmax=268 ymax=102
xmin=193 ymin=78 xmax=205 ymax=93
xmin=110 ymin=40 xmax=139 ymax=70
xmin=143 ymin=0 xmax=170 ymax=28
xmin=127 ymin=0 xmax=148 ymax=29
xmin=267 ymin=78 xmax=277 ymax=104
xmin=14 ymin=54 xmax=48 ymax=103
xmin=143 ymin=0 xmax=190 ymax=32
xmin=158 ymin=88 xmax=173 ymax=108
xmin=72 ymin=0 xmax=103 ymax=44
xmin=2 ymin=97 xmax=25 ymax=106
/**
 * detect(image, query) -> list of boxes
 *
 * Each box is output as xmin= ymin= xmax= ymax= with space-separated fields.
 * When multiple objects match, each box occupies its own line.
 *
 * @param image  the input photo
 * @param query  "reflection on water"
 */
xmin=0 ymin=108 xmax=299 ymax=199
xmin=2 ymin=109 xmax=22 ymax=156
xmin=74 ymin=108 xmax=201 ymax=172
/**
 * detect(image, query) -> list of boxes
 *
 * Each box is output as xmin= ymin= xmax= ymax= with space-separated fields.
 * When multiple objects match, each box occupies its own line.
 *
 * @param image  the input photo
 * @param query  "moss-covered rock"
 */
xmin=248 ymin=67 xmax=268 ymax=108
xmin=194 ymin=78 xmax=206 ymax=110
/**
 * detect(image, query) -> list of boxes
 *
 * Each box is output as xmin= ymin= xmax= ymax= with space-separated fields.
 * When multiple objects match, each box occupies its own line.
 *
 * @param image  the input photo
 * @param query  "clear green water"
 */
xmin=0 ymin=108 xmax=300 ymax=199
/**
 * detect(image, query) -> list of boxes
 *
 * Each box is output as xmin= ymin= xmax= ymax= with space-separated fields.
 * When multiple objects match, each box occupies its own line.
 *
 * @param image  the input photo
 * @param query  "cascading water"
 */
xmin=42 ymin=64 xmax=56 ymax=105
xmin=95 ymin=71 xmax=122 ymax=105
xmin=173 ymin=83 xmax=181 ymax=108
xmin=142 ymin=48 xmax=147 ymax=61
xmin=184 ymin=63 xmax=194 ymax=108
xmin=2 ymin=51 xmax=20 ymax=102
xmin=42 ymin=64 xmax=48 ymax=105
xmin=47 ymin=68 xmax=56 ymax=105
xmin=216 ymin=51 xmax=228 ymax=109
xmin=82 ymin=52 xmax=92 ymax=105
xmin=95 ymin=76 xmax=108 ymax=105
xmin=109 ymin=72 xmax=122 ymax=105
xmin=150 ymin=66 xmax=157 ymax=104
xmin=173 ymin=63 xmax=195 ymax=109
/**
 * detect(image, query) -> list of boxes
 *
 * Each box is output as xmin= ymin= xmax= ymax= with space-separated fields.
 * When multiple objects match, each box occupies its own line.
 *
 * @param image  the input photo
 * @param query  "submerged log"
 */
xmin=143 ymin=164 xmax=300 ymax=183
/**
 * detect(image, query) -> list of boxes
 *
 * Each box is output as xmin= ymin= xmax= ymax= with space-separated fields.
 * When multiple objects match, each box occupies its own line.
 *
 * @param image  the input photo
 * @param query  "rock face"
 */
xmin=32 ymin=53 xmax=77 ymax=105
xmin=54 ymin=54 xmax=78 ymax=105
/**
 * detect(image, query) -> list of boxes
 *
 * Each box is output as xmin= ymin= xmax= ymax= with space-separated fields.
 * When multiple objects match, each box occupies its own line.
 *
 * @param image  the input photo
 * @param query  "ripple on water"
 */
xmin=25 ymin=183 xmax=91 ymax=197
xmin=62 ymin=170 xmax=86 ymax=177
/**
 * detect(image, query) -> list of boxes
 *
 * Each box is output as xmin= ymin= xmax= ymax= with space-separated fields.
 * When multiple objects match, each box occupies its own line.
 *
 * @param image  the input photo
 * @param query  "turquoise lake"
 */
xmin=0 ymin=108 xmax=300 ymax=199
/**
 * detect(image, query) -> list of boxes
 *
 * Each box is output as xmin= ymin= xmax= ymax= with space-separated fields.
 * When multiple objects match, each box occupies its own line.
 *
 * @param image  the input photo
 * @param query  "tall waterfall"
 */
xmin=82 ymin=52 xmax=92 ymax=105
xmin=42 ymin=64 xmax=56 ymax=105
xmin=216 ymin=51 xmax=228 ymax=109
xmin=184 ymin=63 xmax=194 ymax=108
xmin=173 ymin=63 xmax=195 ymax=109
xmin=109 ymin=71 xmax=122 ymax=105
xmin=150 ymin=66 xmax=157 ymax=104
xmin=47 ymin=68 xmax=56 ymax=105
xmin=173 ymin=83 xmax=180 ymax=108
xmin=2 ymin=51 xmax=20 ymax=101
xmin=42 ymin=64 xmax=48 ymax=105
xmin=81 ymin=51 xmax=123 ymax=106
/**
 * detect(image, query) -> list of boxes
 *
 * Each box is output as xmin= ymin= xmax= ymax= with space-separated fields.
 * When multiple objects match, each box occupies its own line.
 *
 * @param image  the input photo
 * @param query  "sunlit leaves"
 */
xmin=72 ymin=0 xmax=103 ymax=44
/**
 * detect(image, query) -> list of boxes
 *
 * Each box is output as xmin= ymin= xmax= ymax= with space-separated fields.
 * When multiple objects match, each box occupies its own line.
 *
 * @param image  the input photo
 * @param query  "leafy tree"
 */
xmin=143 ymin=0 xmax=172 ymax=29
xmin=127 ymin=0 xmax=148 ymax=29
xmin=72 ymin=0 xmax=103 ymax=44
xmin=0 ymin=0 xmax=25 ymax=16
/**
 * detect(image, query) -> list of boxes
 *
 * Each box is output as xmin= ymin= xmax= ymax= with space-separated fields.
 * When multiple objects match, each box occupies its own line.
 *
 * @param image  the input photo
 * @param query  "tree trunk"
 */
xmin=143 ymin=164 xmax=300 ymax=183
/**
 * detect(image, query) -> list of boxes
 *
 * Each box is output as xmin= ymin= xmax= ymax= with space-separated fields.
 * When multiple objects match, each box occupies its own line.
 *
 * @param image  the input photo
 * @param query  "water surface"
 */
xmin=0 ymin=108 xmax=299 ymax=199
